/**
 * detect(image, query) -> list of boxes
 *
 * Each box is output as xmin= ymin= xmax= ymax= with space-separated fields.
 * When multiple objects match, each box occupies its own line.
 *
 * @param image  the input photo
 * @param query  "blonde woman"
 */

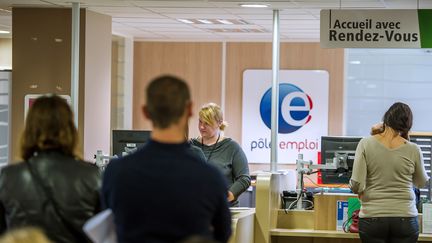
xmin=191 ymin=103 xmax=251 ymax=206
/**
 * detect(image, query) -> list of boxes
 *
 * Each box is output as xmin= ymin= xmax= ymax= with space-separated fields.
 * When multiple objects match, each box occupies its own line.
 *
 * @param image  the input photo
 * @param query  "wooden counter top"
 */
xmin=270 ymin=229 xmax=358 ymax=239
xmin=270 ymin=228 xmax=432 ymax=241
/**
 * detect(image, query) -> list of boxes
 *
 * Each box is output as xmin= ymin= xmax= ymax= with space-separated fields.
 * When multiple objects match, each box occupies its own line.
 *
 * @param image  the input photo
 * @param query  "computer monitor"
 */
xmin=320 ymin=136 xmax=362 ymax=184
xmin=112 ymin=130 xmax=151 ymax=157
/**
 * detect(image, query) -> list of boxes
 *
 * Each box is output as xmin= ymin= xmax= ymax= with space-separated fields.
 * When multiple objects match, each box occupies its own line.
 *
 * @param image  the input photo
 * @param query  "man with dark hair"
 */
xmin=102 ymin=75 xmax=232 ymax=243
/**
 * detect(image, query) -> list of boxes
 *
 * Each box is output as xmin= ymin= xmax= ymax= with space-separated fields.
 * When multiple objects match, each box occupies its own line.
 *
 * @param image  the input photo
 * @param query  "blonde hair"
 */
xmin=0 ymin=227 xmax=51 ymax=243
xmin=199 ymin=103 xmax=228 ymax=131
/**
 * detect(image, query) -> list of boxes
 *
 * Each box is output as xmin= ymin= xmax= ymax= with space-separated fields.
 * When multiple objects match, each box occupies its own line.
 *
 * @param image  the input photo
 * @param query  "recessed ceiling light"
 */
xmin=239 ymin=3 xmax=270 ymax=8
xmin=0 ymin=30 xmax=10 ymax=34
xmin=349 ymin=61 xmax=361 ymax=65
xmin=217 ymin=19 xmax=233 ymax=25
xmin=177 ymin=19 xmax=194 ymax=24
xmin=197 ymin=19 xmax=213 ymax=24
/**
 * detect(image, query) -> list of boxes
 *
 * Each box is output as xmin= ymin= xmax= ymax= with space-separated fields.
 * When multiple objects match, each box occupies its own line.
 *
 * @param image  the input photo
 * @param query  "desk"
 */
xmin=270 ymin=229 xmax=432 ymax=243
xmin=254 ymin=173 xmax=432 ymax=243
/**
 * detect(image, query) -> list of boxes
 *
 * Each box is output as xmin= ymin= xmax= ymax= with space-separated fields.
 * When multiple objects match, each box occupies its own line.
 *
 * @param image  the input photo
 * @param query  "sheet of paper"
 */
xmin=423 ymin=203 xmax=432 ymax=234
xmin=83 ymin=209 xmax=117 ymax=243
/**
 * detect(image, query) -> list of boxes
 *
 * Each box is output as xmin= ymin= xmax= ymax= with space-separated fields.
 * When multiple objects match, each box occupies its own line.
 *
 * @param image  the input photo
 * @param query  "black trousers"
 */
xmin=359 ymin=217 xmax=419 ymax=243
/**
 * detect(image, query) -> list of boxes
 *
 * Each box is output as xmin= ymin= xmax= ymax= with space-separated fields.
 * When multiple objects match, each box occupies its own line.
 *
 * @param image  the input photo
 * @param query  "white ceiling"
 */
xmin=0 ymin=0 xmax=431 ymax=41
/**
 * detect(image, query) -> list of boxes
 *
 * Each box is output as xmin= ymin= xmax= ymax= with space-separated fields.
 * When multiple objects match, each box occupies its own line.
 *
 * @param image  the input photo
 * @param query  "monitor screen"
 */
xmin=112 ymin=130 xmax=151 ymax=157
xmin=320 ymin=136 xmax=362 ymax=184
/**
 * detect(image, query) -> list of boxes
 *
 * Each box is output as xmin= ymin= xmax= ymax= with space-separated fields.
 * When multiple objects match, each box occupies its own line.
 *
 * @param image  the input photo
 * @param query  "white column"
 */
xmin=270 ymin=9 xmax=280 ymax=172
xmin=71 ymin=2 xmax=80 ymax=127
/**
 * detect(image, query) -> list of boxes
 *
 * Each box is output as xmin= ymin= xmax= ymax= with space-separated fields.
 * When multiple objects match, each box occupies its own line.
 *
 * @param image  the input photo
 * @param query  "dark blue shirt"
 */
xmin=102 ymin=139 xmax=231 ymax=243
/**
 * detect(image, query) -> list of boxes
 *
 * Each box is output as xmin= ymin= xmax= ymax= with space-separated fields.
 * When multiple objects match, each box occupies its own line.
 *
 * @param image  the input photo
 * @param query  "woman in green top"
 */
xmin=191 ymin=103 xmax=251 ymax=206
xmin=350 ymin=102 xmax=428 ymax=243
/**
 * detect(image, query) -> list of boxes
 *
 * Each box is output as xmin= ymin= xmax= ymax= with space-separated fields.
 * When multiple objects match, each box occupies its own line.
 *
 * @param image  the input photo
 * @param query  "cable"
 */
xmin=303 ymin=176 xmax=350 ymax=189
xmin=303 ymin=176 xmax=322 ymax=187
xmin=284 ymin=172 xmax=313 ymax=212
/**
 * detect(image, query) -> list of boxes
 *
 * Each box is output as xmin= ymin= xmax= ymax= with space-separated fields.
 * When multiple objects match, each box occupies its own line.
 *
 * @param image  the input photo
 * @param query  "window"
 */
xmin=345 ymin=49 xmax=432 ymax=136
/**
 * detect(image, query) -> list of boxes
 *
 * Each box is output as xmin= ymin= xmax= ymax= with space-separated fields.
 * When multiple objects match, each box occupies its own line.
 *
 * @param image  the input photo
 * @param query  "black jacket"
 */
xmin=0 ymin=151 xmax=101 ymax=243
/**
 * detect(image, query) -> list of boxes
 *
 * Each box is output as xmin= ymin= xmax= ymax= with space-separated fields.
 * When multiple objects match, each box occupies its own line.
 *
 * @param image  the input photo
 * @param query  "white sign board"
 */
xmin=242 ymin=70 xmax=329 ymax=164
xmin=24 ymin=94 xmax=71 ymax=118
xmin=320 ymin=9 xmax=432 ymax=48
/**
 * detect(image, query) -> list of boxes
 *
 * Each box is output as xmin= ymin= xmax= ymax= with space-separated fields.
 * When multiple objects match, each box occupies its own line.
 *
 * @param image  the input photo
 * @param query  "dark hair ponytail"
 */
xmin=382 ymin=102 xmax=412 ymax=140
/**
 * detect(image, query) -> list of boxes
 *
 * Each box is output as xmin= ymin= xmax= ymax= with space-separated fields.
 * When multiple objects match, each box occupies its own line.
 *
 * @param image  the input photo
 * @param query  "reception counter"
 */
xmin=229 ymin=207 xmax=255 ymax=243
xmin=254 ymin=172 xmax=432 ymax=243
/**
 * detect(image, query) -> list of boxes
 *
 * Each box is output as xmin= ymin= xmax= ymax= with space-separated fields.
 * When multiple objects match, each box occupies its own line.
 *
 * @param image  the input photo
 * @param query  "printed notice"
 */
xmin=336 ymin=200 xmax=348 ymax=231
xmin=423 ymin=203 xmax=432 ymax=234
xmin=320 ymin=9 xmax=432 ymax=48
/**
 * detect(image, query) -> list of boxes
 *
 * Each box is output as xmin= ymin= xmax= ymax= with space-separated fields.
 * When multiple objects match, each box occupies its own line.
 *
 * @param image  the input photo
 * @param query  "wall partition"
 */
xmin=0 ymin=71 xmax=10 ymax=165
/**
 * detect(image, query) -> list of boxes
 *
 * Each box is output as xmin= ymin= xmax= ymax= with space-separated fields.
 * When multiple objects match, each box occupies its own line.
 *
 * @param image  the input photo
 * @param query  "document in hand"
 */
xmin=83 ymin=209 xmax=117 ymax=243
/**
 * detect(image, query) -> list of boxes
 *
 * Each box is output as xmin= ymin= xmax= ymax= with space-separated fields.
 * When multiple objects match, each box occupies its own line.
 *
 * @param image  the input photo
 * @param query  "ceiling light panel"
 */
xmin=290 ymin=0 xmax=384 ymax=8
xmin=217 ymin=19 xmax=233 ymax=25
xmin=125 ymin=23 xmax=196 ymax=29
xmin=131 ymin=1 xmax=214 ymax=8
xmin=87 ymin=6 xmax=151 ymax=13
xmin=238 ymin=14 xmax=316 ymax=21
xmin=280 ymin=30 xmax=320 ymax=34
xmin=113 ymin=18 xmax=179 ymax=23
xmin=147 ymin=7 xmax=229 ymax=14
xmin=224 ymin=8 xmax=274 ymax=14
xmin=100 ymin=12 xmax=165 ymax=18
xmin=48 ymin=0 xmax=129 ymax=7
xmin=208 ymin=28 xmax=269 ymax=33
xmin=164 ymin=13 xmax=237 ymax=19
xmin=177 ymin=19 xmax=250 ymax=25
xmin=210 ymin=1 xmax=296 ymax=9
xmin=197 ymin=19 xmax=213 ymax=24
xmin=239 ymin=4 xmax=269 ymax=8
xmin=154 ymin=32 xmax=217 ymax=37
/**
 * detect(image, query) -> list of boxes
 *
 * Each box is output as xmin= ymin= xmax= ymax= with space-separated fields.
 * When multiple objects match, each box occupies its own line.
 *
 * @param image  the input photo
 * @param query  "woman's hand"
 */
xmin=370 ymin=122 xmax=384 ymax=135
xmin=227 ymin=191 xmax=235 ymax=202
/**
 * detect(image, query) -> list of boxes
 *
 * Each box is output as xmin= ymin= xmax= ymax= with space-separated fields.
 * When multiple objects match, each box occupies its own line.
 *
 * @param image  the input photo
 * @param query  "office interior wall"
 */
xmin=12 ymin=8 xmax=82 ymax=161
xmin=83 ymin=10 xmax=111 ymax=161
xmin=0 ymin=38 xmax=11 ymax=69
xmin=111 ymin=35 xmax=133 ymax=133
xmin=133 ymin=42 xmax=223 ymax=139
xmin=133 ymin=41 xmax=344 ymax=171
xmin=11 ymin=8 xmax=111 ymax=162
xmin=111 ymin=37 xmax=120 ymax=130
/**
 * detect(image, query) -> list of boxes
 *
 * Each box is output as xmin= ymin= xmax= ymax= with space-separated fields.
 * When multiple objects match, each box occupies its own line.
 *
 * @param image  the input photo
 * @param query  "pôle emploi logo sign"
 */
xmin=242 ymin=70 xmax=329 ymax=164
xmin=260 ymin=83 xmax=313 ymax=134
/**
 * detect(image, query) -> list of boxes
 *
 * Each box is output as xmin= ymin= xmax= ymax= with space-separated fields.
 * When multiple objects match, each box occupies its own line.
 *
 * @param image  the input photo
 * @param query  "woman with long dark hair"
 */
xmin=350 ymin=102 xmax=429 ymax=243
xmin=0 ymin=95 xmax=101 ymax=243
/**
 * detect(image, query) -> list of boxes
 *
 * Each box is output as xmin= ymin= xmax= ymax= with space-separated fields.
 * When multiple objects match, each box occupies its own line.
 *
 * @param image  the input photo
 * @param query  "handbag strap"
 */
xmin=25 ymin=161 xmax=90 ymax=242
